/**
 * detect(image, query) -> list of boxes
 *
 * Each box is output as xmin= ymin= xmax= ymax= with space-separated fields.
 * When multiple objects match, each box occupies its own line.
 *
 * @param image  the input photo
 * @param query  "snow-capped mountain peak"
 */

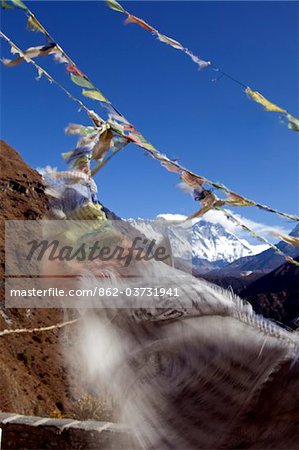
xmin=127 ymin=213 xmax=268 ymax=265
xmin=191 ymin=219 xmax=267 ymax=263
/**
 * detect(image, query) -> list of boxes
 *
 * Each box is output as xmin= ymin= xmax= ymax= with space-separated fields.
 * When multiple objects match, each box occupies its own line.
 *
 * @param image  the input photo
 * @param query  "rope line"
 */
xmin=0 ymin=318 xmax=79 ymax=337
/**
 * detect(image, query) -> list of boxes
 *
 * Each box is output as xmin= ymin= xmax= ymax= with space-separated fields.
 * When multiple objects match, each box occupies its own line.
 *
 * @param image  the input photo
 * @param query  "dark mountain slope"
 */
xmin=241 ymin=257 xmax=299 ymax=326
xmin=210 ymin=224 xmax=299 ymax=276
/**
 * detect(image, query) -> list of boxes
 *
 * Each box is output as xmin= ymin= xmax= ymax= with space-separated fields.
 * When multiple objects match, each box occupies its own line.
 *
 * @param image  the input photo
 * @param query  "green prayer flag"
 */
xmin=82 ymin=89 xmax=110 ymax=103
xmin=11 ymin=0 xmax=27 ymax=9
xmin=287 ymin=114 xmax=299 ymax=132
xmin=2 ymin=0 xmax=14 ymax=9
xmin=70 ymin=73 xmax=95 ymax=89
xmin=105 ymin=0 xmax=126 ymax=14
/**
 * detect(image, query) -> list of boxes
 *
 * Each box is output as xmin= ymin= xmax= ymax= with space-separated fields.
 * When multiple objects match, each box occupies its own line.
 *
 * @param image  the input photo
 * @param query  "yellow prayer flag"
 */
xmin=245 ymin=87 xmax=286 ymax=113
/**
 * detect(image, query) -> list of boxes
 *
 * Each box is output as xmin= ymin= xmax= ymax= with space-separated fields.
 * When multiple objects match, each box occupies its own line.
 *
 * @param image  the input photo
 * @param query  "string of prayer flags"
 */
xmin=2 ymin=4 xmax=299 ymax=265
xmin=2 ymin=29 xmax=299 ymax=231
xmin=4 ymin=0 xmax=297 ymax=133
xmin=196 ymin=175 xmax=299 ymax=222
xmin=1 ymin=0 xmax=148 ymax=154
xmin=0 ymin=31 xmax=105 ymax=126
xmin=105 ymin=0 xmax=211 ymax=70
xmin=219 ymin=208 xmax=299 ymax=267
xmin=2 ymin=3 xmax=299 ymax=241
xmin=181 ymin=180 xmax=299 ymax=267
xmin=106 ymin=1 xmax=297 ymax=129
xmin=106 ymin=114 xmax=158 ymax=152
xmin=2 ymin=0 xmax=115 ymax=109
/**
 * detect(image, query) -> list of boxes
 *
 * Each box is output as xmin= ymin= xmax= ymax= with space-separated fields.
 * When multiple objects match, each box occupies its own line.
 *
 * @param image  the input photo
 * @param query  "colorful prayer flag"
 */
xmin=70 ymin=74 xmax=95 ymax=89
xmin=245 ymin=87 xmax=286 ymax=113
xmin=287 ymin=114 xmax=299 ymax=132
xmin=124 ymin=14 xmax=156 ymax=32
xmin=105 ymin=0 xmax=125 ymax=14
xmin=82 ymin=89 xmax=110 ymax=103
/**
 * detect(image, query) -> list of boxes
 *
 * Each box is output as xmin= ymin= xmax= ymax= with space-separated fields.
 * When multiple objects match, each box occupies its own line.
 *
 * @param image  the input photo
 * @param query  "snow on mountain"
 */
xmin=127 ymin=214 xmax=268 ymax=265
xmin=191 ymin=220 xmax=267 ymax=263
xmin=126 ymin=218 xmax=192 ymax=261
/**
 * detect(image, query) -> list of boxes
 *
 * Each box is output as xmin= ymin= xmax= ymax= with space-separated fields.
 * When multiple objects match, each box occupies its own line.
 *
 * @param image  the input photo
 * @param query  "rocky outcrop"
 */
xmin=0 ymin=141 xmax=79 ymax=418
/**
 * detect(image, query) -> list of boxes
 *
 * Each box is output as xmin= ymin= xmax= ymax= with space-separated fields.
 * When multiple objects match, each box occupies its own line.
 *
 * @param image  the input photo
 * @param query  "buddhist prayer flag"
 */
xmin=82 ymin=89 xmax=110 ymax=103
xmin=66 ymin=64 xmax=86 ymax=78
xmin=105 ymin=0 xmax=125 ymax=13
xmin=156 ymin=33 xmax=183 ymax=50
xmin=124 ymin=15 xmax=156 ymax=32
xmin=181 ymin=172 xmax=206 ymax=189
xmin=160 ymin=160 xmax=182 ymax=174
xmin=2 ymin=43 xmax=58 ymax=66
xmin=70 ymin=74 xmax=95 ymax=89
xmin=287 ymin=114 xmax=299 ymax=132
xmin=225 ymin=193 xmax=255 ymax=207
xmin=245 ymin=87 xmax=286 ymax=113
xmin=245 ymin=87 xmax=299 ymax=131
xmin=65 ymin=123 xmax=97 ymax=136
xmin=1 ymin=0 xmax=14 ymax=9
xmin=10 ymin=0 xmax=27 ymax=9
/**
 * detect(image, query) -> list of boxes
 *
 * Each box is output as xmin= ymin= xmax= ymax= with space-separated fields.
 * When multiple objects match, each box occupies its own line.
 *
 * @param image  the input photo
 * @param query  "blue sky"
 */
xmin=1 ymin=1 xmax=298 ymax=233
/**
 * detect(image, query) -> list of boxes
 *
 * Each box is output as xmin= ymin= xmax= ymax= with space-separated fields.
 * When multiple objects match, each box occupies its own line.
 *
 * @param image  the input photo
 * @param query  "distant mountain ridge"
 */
xmin=212 ymin=223 xmax=299 ymax=276
xmin=128 ymin=214 xmax=268 ymax=274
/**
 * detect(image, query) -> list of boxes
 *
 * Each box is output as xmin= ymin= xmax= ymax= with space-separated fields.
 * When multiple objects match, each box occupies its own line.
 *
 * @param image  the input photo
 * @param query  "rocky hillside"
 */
xmin=0 ymin=140 xmax=81 ymax=417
